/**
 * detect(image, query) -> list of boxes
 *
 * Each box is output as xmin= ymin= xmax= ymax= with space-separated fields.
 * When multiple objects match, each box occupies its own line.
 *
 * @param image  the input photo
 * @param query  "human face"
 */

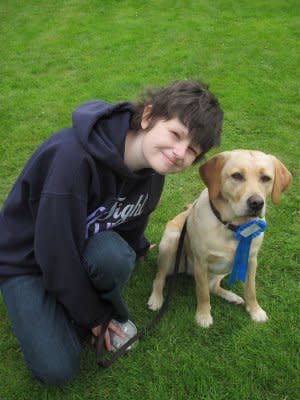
xmin=141 ymin=117 xmax=202 ymax=175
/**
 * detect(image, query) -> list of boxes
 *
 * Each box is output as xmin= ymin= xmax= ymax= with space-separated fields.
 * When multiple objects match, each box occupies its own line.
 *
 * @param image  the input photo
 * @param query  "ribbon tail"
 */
xmin=239 ymin=238 xmax=251 ymax=282
xmin=229 ymin=238 xmax=252 ymax=285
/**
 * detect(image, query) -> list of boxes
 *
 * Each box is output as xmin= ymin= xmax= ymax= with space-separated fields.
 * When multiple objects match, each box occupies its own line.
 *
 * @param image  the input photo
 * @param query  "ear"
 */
xmin=199 ymin=153 xmax=229 ymax=199
xmin=141 ymin=105 xmax=153 ymax=130
xmin=271 ymin=156 xmax=293 ymax=205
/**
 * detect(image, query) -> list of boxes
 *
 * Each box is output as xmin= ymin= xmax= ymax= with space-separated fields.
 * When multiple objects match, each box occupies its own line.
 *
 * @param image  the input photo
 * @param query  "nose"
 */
xmin=173 ymin=142 xmax=188 ymax=159
xmin=247 ymin=195 xmax=264 ymax=213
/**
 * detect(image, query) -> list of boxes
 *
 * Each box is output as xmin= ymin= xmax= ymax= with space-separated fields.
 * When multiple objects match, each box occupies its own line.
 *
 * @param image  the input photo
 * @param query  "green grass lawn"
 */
xmin=0 ymin=1 xmax=299 ymax=399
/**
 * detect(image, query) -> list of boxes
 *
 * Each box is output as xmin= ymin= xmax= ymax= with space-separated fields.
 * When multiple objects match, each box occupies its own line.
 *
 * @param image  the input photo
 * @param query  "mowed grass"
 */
xmin=0 ymin=1 xmax=299 ymax=399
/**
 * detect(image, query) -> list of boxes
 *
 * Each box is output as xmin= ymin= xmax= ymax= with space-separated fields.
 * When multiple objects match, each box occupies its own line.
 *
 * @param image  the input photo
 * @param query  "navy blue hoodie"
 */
xmin=0 ymin=101 xmax=165 ymax=328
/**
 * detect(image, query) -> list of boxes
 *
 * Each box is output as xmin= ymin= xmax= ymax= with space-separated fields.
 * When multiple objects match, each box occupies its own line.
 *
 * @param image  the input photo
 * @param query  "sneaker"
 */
xmin=109 ymin=319 xmax=138 ymax=352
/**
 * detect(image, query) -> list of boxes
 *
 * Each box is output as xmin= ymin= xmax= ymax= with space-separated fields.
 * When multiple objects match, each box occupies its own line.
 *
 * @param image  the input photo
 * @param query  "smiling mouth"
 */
xmin=162 ymin=153 xmax=177 ymax=166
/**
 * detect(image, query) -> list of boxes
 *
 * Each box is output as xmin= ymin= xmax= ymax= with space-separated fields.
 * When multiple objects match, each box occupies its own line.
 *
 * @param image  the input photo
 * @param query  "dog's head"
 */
xmin=199 ymin=150 xmax=292 ymax=218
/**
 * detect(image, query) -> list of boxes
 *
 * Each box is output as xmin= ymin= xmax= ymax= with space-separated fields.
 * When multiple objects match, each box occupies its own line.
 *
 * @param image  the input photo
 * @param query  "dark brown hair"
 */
xmin=130 ymin=80 xmax=223 ymax=160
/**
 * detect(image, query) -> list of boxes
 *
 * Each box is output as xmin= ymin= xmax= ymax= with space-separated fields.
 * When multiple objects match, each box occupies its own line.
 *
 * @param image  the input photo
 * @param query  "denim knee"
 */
xmin=33 ymin=349 xmax=80 ymax=386
xmin=1 ymin=275 xmax=82 ymax=387
xmin=100 ymin=238 xmax=136 ymax=284
xmin=83 ymin=230 xmax=136 ymax=289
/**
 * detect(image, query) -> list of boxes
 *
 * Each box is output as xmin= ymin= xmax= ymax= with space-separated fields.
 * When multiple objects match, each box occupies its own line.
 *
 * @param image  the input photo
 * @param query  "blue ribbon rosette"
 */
xmin=229 ymin=219 xmax=267 ymax=286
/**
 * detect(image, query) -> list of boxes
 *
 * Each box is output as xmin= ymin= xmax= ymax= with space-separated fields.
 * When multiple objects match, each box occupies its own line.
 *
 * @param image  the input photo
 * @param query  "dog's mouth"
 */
xmin=245 ymin=209 xmax=264 ymax=218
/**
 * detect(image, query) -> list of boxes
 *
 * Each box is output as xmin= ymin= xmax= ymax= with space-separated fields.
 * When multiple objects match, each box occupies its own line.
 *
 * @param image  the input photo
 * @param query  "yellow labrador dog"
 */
xmin=148 ymin=150 xmax=292 ymax=327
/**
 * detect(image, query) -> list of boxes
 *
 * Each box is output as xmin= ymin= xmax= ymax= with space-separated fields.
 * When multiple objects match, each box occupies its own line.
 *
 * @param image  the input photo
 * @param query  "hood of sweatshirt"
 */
xmin=72 ymin=100 xmax=142 ymax=178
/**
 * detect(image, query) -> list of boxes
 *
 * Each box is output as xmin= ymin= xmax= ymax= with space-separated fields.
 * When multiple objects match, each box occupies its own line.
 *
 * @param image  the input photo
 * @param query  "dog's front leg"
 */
xmin=244 ymin=256 xmax=268 ymax=323
xmin=147 ymin=242 xmax=176 ymax=311
xmin=194 ymin=258 xmax=213 ymax=328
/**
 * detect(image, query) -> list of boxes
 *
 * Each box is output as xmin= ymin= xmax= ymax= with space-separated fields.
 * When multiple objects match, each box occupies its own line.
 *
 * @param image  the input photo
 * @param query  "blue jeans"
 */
xmin=0 ymin=231 xmax=136 ymax=386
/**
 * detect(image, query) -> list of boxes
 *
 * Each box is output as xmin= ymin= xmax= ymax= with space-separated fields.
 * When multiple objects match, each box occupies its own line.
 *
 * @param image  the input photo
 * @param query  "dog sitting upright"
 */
xmin=148 ymin=150 xmax=292 ymax=327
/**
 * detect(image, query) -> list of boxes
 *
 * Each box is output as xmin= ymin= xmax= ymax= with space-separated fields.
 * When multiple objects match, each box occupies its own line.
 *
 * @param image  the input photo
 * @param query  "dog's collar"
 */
xmin=209 ymin=200 xmax=239 ymax=232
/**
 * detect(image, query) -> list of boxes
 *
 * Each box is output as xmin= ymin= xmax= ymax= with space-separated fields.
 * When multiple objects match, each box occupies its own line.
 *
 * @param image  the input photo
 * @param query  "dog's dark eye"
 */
xmin=261 ymin=175 xmax=272 ymax=183
xmin=231 ymin=172 xmax=244 ymax=181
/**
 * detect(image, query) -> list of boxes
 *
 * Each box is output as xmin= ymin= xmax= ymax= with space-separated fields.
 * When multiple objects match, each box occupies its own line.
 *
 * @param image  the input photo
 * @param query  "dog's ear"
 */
xmin=271 ymin=156 xmax=293 ymax=205
xmin=199 ymin=153 xmax=228 ymax=199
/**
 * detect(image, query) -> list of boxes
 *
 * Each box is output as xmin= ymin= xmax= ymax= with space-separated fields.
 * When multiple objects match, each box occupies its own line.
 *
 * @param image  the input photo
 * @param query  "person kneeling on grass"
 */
xmin=0 ymin=80 xmax=223 ymax=385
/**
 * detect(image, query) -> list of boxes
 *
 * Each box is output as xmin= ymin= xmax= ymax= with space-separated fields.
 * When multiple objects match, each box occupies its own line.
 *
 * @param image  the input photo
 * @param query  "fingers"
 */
xmin=91 ymin=321 xmax=126 ymax=352
xmin=108 ymin=321 xmax=125 ymax=338
xmin=104 ymin=330 xmax=112 ymax=352
xmin=92 ymin=326 xmax=101 ymax=336
xmin=91 ymin=325 xmax=100 ymax=345
xmin=104 ymin=321 xmax=126 ymax=351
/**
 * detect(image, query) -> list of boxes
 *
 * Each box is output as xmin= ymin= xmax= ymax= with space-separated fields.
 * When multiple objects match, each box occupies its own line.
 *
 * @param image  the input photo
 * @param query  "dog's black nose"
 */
xmin=247 ymin=195 xmax=264 ymax=212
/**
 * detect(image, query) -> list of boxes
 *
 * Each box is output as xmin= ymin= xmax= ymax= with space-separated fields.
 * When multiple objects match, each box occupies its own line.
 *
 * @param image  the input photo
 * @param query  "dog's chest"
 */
xmin=207 ymin=239 xmax=236 ymax=275
xmin=207 ymin=251 xmax=234 ymax=274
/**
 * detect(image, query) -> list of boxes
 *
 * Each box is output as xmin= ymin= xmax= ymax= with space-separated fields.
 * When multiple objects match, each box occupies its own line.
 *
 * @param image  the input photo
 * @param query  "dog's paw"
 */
xmin=196 ymin=312 xmax=213 ymax=328
xmin=147 ymin=293 xmax=163 ymax=311
xmin=223 ymin=290 xmax=245 ymax=305
xmin=247 ymin=306 xmax=268 ymax=323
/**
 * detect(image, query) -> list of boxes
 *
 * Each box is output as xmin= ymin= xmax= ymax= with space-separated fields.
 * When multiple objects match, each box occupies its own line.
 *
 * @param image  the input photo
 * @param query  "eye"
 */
xmin=171 ymin=130 xmax=180 ymax=139
xmin=188 ymin=146 xmax=198 ymax=156
xmin=261 ymin=175 xmax=272 ymax=183
xmin=231 ymin=172 xmax=244 ymax=181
